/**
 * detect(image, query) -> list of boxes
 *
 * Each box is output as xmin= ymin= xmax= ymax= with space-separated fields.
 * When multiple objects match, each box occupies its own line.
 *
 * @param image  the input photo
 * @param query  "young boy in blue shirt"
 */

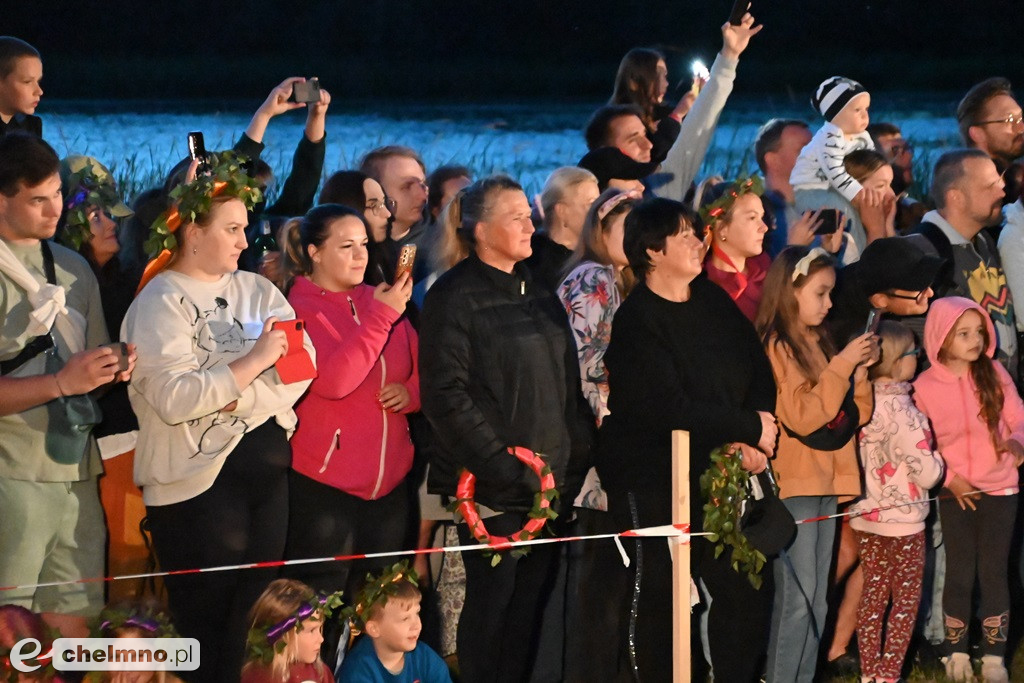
xmin=339 ymin=564 xmax=451 ymax=683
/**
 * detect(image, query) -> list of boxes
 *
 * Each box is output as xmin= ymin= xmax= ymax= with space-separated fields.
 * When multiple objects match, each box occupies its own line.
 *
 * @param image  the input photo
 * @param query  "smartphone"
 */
xmin=272 ymin=319 xmax=305 ymax=351
xmin=271 ymin=320 xmax=317 ymax=384
xmin=394 ymin=244 xmax=417 ymax=282
xmin=814 ymin=208 xmax=842 ymax=235
xmin=290 ymin=78 xmax=321 ymax=104
xmin=187 ymin=131 xmax=210 ymax=174
xmin=864 ymin=308 xmax=882 ymax=336
xmin=102 ymin=342 xmax=130 ymax=373
xmin=690 ymin=60 xmax=709 ymax=96
xmin=728 ymin=0 xmax=751 ymax=25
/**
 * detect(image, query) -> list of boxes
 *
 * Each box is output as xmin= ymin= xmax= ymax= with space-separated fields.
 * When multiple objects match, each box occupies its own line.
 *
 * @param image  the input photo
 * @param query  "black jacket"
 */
xmin=419 ymin=253 xmax=595 ymax=513
xmin=597 ymin=279 xmax=776 ymax=528
xmin=0 ymin=114 xmax=42 ymax=138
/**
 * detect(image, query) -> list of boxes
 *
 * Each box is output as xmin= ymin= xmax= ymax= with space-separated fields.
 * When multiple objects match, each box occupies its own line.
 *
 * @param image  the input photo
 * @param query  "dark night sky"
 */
xmin=6 ymin=1 xmax=1023 ymax=101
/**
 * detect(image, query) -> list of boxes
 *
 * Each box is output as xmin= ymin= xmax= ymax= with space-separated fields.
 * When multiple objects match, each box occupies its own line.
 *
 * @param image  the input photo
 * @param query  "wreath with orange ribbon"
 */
xmin=452 ymin=446 xmax=559 ymax=563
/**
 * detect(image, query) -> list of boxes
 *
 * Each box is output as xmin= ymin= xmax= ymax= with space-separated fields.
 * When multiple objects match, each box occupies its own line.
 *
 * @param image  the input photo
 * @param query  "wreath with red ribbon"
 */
xmin=453 ymin=446 xmax=559 ymax=559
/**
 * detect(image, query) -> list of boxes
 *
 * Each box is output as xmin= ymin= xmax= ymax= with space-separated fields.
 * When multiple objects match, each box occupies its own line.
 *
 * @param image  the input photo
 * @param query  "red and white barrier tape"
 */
xmin=0 ymin=485 xmax=1009 ymax=593
xmin=0 ymin=523 xmax=697 ymax=593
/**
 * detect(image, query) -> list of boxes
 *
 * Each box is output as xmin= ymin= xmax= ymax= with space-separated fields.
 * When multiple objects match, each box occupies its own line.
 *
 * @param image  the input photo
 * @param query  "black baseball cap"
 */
xmin=856 ymin=237 xmax=944 ymax=294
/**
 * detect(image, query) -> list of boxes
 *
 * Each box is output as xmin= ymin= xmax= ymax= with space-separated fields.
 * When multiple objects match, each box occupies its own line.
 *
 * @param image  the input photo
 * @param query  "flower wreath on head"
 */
xmin=698 ymin=174 xmax=765 ymax=225
xmin=59 ymin=160 xmax=127 ymax=251
xmin=343 ymin=561 xmax=420 ymax=635
xmin=246 ymin=589 xmax=344 ymax=666
xmin=93 ymin=604 xmax=179 ymax=639
xmin=136 ymin=150 xmax=262 ymax=294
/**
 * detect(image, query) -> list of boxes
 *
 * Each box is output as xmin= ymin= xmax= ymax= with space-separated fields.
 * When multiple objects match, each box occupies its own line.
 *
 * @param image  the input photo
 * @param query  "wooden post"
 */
xmin=672 ymin=429 xmax=691 ymax=682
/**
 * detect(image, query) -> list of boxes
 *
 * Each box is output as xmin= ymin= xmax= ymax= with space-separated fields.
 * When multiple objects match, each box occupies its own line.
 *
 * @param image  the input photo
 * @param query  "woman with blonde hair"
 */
xmin=420 ymin=175 xmax=595 ymax=681
xmin=525 ymin=166 xmax=599 ymax=290
xmin=123 ymin=154 xmax=315 ymax=682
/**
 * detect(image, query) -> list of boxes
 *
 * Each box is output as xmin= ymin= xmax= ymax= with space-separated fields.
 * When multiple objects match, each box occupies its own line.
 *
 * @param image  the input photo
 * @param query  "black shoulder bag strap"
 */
xmin=0 ymin=241 xmax=57 ymax=375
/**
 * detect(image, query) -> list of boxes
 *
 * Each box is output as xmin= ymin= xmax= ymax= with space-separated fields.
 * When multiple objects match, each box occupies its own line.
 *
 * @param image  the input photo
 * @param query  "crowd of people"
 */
xmin=3 ymin=6 xmax=1024 ymax=681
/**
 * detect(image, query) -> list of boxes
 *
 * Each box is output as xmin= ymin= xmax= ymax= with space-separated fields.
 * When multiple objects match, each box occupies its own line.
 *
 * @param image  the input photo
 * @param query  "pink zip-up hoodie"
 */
xmin=913 ymin=296 xmax=1024 ymax=495
xmin=289 ymin=276 xmax=420 ymax=500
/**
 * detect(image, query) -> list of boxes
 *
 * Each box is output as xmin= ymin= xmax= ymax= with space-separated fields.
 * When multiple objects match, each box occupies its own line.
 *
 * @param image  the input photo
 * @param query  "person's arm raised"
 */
xmin=720 ymin=11 xmax=763 ymax=60
xmin=243 ymin=77 xmax=307 ymax=145
xmin=654 ymin=11 xmax=762 ymax=200
xmin=304 ymin=87 xmax=331 ymax=143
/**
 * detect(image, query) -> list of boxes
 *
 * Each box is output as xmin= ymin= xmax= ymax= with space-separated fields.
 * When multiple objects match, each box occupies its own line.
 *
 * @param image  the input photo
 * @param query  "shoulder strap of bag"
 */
xmin=0 ymin=241 xmax=57 ymax=375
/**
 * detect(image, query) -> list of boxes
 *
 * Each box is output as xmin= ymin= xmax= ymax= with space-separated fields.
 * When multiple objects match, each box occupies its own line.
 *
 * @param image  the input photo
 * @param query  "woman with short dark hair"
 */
xmin=598 ymin=196 xmax=778 ymax=681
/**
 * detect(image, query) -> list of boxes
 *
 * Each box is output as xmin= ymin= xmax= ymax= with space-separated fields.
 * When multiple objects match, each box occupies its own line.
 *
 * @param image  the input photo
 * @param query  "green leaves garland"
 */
xmin=245 ymin=589 xmax=344 ymax=666
xmin=144 ymin=150 xmax=263 ymax=258
xmin=59 ymin=160 xmax=124 ymax=251
xmin=342 ymin=561 xmax=419 ymax=634
xmin=699 ymin=444 xmax=768 ymax=589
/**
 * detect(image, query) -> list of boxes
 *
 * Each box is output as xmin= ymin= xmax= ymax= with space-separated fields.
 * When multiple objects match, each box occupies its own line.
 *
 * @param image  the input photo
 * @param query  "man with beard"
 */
xmin=908 ymin=149 xmax=1017 ymax=375
xmin=957 ymin=78 xmax=1024 ymax=205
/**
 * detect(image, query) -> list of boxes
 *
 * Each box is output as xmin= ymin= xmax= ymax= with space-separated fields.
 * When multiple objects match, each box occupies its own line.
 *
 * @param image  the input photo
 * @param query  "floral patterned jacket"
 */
xmin=558 ymin=261 xmax=620 ymax=510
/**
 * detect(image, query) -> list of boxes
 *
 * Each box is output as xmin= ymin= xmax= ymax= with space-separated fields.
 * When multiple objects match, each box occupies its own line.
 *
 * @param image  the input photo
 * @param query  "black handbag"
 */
xmin=781 ymin=385 xmax=859 ymax=451
xmin=739 ymin=467 xmax=795 ymax=557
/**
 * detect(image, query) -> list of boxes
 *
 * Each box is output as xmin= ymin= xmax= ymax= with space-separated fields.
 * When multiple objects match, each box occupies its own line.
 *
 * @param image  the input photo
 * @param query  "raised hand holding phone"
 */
xmin=728 ymin=0 xmax=751 ymax=25
xmin=187 ymin=131 xmax=210 ymax=175
xmin=375 ymin=271 xmax=414 ymax=315
xmin=721 ymin=3 xmax=762 ymax=59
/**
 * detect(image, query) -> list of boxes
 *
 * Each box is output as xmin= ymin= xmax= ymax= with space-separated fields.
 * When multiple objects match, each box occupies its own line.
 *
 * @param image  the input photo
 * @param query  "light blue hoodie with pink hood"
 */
xmin=913 ymin=296 xmax=1024 ymax=494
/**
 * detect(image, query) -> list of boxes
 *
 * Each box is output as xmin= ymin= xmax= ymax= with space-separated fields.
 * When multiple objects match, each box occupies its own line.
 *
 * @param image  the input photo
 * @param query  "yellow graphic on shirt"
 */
xmin=966 ymin=262 xmax=1011 ymax=315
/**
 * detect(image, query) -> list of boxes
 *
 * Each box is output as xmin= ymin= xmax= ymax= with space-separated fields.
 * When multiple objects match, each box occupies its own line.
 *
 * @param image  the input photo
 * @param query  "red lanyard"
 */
xmin=710 ymin=240 xmax=747 ymax=298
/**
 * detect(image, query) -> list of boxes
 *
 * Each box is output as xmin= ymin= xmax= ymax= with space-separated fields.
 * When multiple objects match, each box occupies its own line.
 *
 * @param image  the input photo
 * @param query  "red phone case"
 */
xmin=272 ymin=320 xmax=317 ymax=384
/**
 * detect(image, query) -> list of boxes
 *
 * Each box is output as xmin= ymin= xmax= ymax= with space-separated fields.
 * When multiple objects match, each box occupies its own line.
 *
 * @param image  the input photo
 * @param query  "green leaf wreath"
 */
xmin=699 ymin=444 xmax=769 ymax=589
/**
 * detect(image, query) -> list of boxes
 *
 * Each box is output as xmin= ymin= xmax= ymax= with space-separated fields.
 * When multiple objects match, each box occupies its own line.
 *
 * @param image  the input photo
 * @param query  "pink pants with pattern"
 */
xmin=856 ymin=531 xmax=925 ymax=682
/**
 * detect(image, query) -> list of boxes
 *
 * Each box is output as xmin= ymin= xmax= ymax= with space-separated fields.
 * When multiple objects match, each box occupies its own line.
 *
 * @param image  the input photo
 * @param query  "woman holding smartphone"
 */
xmin=281 ymin=203 xmax=418 ymax=599
xmin=123 ymin=155 xmax=315 ymax=683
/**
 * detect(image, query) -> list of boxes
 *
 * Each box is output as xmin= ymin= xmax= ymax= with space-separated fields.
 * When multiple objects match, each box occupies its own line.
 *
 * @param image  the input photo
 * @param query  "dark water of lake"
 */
xmin=40 ymin=93 xmax=964 ymax=199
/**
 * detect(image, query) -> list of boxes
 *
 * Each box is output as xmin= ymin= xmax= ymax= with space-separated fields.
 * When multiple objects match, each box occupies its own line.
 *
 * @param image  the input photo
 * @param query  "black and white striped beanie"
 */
xmin=812 ymin=76 xmax=867 ymax=121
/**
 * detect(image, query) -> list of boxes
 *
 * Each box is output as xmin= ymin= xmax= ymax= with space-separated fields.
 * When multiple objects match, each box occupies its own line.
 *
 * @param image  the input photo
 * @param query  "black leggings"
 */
xmin=940 ymin=493 xmax=1016 ymax=656
xmin=456 ymin=513 xmax=560 ymax=683
xmin=146 ymin=420 xmax=290 ymax=683
xmin=284 ymin=471 xmax=409 ymax=596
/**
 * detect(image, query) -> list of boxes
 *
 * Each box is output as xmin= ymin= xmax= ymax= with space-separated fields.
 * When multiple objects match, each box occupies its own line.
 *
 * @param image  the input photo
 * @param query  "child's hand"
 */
xmin=1001 ymin=439 xmax=1024 ymax=467
xmin=853 ymin=186 xmax=886 ymax=209
xmin=946 ymin=474 xmax=980 ymax=511
xmin=853 ymin=364 xmax=869 ymax=384
xmin=378 ymin=383 xmax=411 ymax=413
xmin=838 ymin=332 xmax=875 ymax=368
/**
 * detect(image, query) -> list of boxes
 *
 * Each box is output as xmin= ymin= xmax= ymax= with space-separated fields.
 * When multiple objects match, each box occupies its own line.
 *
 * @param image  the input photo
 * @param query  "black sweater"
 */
xmin=597 ymin=277 xmax=776 ymax=527
xmin=420 ymin=253 xmax=595 ymax=513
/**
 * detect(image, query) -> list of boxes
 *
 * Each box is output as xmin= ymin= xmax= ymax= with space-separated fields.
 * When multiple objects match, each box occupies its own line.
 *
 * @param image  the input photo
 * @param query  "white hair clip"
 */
xmin=791 ymin=247 xmax=830 ymax=282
